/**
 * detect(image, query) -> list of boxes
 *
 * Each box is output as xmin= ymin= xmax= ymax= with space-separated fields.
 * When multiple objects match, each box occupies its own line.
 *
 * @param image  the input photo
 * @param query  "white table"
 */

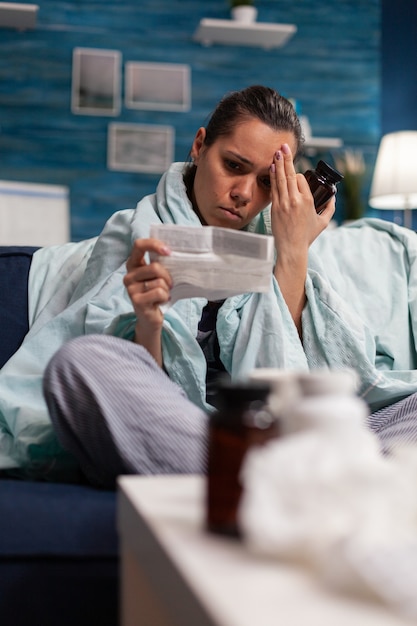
xmin=117 ymin=475 xmax=414 ymax=626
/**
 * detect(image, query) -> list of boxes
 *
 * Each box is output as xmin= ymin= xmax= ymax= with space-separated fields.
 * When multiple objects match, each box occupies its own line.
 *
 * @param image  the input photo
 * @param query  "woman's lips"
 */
xmin=218 ymin=207 xmax=242 ymax=221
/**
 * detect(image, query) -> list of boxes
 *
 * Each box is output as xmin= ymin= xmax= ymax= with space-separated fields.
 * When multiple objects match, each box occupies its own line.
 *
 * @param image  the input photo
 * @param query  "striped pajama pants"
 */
xmin=43 ymin=335 xmax=417 ymax=489
xmin=43 ymin=335 xmax=208 ymax=488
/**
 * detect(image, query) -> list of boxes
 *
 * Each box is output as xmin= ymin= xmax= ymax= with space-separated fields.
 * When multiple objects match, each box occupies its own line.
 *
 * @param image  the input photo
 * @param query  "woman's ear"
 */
xmin=190 ymin=127 xmax=206 ymax=165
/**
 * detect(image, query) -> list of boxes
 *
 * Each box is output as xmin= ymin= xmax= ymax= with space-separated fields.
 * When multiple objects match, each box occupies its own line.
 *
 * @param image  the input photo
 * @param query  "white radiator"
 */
xmin=0 ymin=180 xmax=70 ymax=246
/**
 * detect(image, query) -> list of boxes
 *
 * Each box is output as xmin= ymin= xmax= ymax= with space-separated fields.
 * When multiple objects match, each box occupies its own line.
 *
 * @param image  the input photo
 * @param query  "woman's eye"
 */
xmin=225 ymin=160 xmax=241 ymax=172
xmin=260 ymin=177 xmax=271 ymax=190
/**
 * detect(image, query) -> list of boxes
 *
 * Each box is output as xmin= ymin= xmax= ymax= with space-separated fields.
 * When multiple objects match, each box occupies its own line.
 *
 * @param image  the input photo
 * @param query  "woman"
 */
xmin=2 ymin=86 xmax=417 ymax=486
xmin=43 ymin=84 xmax=336 ymax=487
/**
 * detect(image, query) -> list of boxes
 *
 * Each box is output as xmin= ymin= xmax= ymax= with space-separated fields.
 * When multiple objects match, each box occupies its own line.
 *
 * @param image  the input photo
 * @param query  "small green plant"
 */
xmin=334 ymin=150 xmax=366 ymax=221
xmin=230 ymin=0 xmax=254 ymax=7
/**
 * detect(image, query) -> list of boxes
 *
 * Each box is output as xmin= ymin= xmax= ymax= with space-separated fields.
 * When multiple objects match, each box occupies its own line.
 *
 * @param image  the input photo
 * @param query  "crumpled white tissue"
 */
xmin=238 ymin=427 xmax=417 ymax=620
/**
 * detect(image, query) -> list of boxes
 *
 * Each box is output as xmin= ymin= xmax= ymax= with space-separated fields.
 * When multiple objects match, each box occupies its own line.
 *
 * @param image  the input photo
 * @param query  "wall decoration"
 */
xmin=71 ymin=47 xmax=122 ymax=116
xmin=107 ymin=123 xmax=175 ymax=174
xmin=125 ymin=62 xmax=191 ymax=111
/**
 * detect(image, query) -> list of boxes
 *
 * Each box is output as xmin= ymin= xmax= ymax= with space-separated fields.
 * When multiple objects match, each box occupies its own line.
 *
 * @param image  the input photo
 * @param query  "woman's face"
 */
xmin=190 ymin=118 xmax=297 ymax=229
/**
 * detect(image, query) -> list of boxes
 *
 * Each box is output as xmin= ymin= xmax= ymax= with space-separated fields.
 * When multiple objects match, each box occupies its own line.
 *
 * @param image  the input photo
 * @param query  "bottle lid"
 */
xmin=296 ymin=369 xmax=358 ymax=397
xmin=316 ymin=160 xmax=344 ymax=184
xmin=217 ymin=378 xmax=271 ymax=405
xmin=248 ymin=368 xmax=299 ymax=416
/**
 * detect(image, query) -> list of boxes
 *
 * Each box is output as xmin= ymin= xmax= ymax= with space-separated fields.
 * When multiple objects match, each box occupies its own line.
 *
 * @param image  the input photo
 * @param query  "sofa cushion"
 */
xmin=0 ymin=246 xmax=39 ymax=369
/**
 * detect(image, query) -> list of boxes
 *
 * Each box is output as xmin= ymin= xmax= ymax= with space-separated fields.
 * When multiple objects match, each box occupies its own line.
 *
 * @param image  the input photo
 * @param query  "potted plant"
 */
xmin=229 ymin=0 xmax=258 ymax=23
xmin=334 ymin=150 xmax=366 ymax=222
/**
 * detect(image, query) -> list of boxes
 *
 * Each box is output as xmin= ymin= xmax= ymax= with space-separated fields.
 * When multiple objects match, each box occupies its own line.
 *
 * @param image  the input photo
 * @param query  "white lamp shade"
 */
xmin=369 ymin=131 xmax=417 ymax=210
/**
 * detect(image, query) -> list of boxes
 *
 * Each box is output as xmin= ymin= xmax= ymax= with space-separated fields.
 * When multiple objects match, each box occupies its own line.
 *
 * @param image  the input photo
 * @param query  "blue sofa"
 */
xmin=0 ymin=247 xmax=119 ymax=626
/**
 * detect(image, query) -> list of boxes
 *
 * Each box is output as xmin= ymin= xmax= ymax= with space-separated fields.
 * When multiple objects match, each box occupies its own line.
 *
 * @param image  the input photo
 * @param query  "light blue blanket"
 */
xmin=1 ymin=162 xmax=417 ymax=479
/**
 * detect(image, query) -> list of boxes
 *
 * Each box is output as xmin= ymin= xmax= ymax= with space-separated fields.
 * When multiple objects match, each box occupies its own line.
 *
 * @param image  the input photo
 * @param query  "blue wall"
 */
xmin=365 ymin=0 xmax=417 ymax=227
xmin=381 ymin=0 xmax=417 ymax=134
xmin=1 ymin=0 xmax=379 ymax=240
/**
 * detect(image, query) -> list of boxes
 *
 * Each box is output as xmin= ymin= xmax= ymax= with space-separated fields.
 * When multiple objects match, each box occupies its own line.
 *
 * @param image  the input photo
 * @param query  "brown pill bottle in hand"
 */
xmin=304 ymin=160 xmax=344 ymax=214
xmin=206 ymin=380 xmax=279 ymax=538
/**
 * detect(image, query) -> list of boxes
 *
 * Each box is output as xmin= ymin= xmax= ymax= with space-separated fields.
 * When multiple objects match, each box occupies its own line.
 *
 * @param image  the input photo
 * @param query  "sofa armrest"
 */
xmin=0 ymin=246 xmax=39 ymax=368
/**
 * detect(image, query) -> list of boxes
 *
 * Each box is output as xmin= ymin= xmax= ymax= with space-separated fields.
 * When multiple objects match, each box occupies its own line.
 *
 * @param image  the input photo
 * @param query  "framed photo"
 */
xmin=125 ymin=62 xmax=191 ymax=112
xmin=107 ymin=123 xmax=175 ymax=174
xmin=71 ymin=47 xmax=122 ymax=116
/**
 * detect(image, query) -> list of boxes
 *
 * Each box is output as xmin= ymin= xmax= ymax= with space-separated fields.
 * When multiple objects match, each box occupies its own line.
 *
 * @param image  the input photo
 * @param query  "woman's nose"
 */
xmin=230 ymin=177 xmax=253 ymax=205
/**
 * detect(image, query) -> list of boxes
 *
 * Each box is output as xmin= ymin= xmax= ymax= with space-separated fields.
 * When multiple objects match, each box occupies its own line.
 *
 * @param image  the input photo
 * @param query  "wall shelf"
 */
xmin=304 ymin=137 xmax=343 ymax=156
xmin=193 ymin=18 xmax=297 ymax=49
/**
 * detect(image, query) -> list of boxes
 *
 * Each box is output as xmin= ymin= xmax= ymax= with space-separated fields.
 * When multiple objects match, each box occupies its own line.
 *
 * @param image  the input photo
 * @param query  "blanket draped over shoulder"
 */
xmin=1 ymin=162 xmax=417 ymax=479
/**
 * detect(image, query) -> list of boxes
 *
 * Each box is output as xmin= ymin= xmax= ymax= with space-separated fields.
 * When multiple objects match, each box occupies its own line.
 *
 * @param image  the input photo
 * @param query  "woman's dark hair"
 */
xmin=205 ymin=85 xmax=303 ymax=156
xmin=184 ymin=85 xmax=304 ymax=190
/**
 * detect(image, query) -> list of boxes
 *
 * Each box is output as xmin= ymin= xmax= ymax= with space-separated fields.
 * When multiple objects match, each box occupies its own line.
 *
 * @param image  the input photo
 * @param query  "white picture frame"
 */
xmin=107 ymin=123 xmax=175 ymax=174
xmin=125 ymin=62 xmax=191 ymax=112
xmin=71 ymin=47 xmax=122 ymax=116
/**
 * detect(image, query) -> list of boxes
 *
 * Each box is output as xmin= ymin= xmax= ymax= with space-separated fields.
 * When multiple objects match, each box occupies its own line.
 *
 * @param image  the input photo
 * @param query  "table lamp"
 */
xmin=369 ymin=130 xmax=417 ymax=230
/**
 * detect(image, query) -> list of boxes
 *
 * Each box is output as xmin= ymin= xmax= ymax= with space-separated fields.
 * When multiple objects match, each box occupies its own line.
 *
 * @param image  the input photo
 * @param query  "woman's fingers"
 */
xmin=125 ymin=270 xmax=172 ymax=328
xmin=125 ymin=238 xmax=170 ymax=272
xmin=316 ymin=195 xmax=336 ymax=219
xmin=124 ymin=238 xmax=172 ymax=286
xmin=124 ymin=260 xmax=172 ymax=290
xmin=127 ymin=275 xmax=171 ymax=309
xmin=123 ymin=237 xmax=173 ymax=315
xmin=270 ymin=144 xmax=302 ymax=208
xmin=281 ymin=143 xmax=299 ymax=197
xmin=271 ymin=149 xmax=287 ymax=204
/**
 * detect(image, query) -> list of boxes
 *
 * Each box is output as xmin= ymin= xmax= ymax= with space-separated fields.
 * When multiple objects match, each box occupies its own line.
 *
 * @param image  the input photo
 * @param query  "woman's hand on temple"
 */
xmin=123 ymin=238 xmax=172 ymax=365
xmin=269 ymin=143 xmax=335 ymax=253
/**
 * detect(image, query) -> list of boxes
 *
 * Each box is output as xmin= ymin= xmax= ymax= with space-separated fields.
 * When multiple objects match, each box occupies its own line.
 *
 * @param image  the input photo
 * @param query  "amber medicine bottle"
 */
xmin=304 ymin=160 xmax=344 ymax=213
xmin=206 ymin=380 xmax=279 ymax=538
